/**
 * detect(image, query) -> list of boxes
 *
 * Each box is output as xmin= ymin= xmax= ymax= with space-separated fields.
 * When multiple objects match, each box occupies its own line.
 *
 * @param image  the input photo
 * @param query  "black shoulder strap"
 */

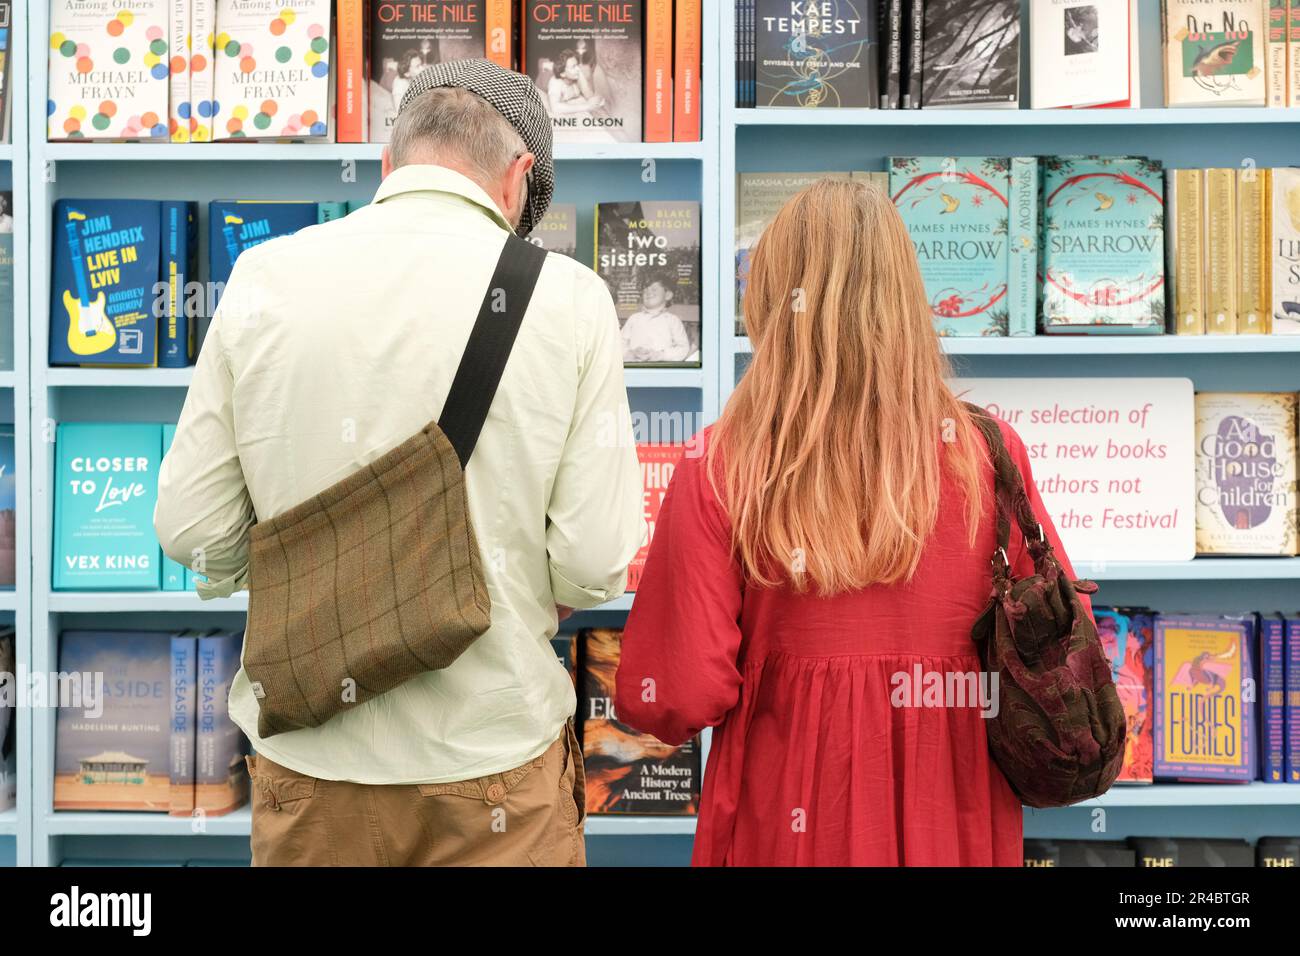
xmin=439 ymin=234 xmax=548 ymax=468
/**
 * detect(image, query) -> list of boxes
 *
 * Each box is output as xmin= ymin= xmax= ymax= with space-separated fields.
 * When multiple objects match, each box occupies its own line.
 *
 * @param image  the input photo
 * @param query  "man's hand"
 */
xmin=556 ymin=605 xmax=574 ymax=623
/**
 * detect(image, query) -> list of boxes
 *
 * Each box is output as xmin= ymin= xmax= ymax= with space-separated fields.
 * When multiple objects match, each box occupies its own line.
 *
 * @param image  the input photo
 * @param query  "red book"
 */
xmin=672 ymin=0 xmax=701 ymax=142
xmin=627 ymin=444 xmax=686 ymax=592
xmin=644 ymin=0 xmax=673 ymax=142
xmin=336 ymin=0 xmax=367 ymax=142
xmin=486 ymin=0 xmax=513 ymax=70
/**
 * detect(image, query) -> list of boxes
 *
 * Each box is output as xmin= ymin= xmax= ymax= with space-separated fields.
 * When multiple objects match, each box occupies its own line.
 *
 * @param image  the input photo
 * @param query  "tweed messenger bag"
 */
xmin=964 ymin=403 xmax=1127 ymax=808
xmin=243 ymin=234 xmax=549 ymax=739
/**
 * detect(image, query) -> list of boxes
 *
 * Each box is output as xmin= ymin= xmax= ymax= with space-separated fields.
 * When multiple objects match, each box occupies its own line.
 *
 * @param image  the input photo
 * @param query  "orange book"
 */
xmin=644 ymin=0 xmax=674 ymax=142
xmin=673 ymin=0 xmax=701 ymax=142
xmin=335 ymin=0 xmax=366 ymax=143
xmin=486 ymin=0 xmax=513 ymax=70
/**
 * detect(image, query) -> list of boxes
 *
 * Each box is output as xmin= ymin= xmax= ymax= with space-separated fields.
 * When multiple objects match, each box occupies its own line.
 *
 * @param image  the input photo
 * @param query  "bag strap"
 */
xmin=439 ymin=234 xmax=549 ymax=468
xmin=961 ymin=402 xmax=1043 ymax=557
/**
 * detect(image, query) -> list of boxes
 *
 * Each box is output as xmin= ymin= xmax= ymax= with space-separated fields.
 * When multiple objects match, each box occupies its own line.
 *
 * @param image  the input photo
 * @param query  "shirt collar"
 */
xmin=372 ymin=164 xmax=514 ymax=233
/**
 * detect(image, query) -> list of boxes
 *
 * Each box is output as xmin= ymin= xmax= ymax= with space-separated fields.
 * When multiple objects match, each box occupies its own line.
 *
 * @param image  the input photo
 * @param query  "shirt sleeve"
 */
xmin=545 ymin=273 xmax=643 ymax=608
xmin=153 ymin=276 xmax=257 ymax=599
xmin=615 ymin=441 xmax=745 ymax=746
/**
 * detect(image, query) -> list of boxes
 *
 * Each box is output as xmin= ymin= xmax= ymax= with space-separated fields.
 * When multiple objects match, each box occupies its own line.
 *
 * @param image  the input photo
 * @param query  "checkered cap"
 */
xmin=398 ymin=58 xmax=554 ymax=236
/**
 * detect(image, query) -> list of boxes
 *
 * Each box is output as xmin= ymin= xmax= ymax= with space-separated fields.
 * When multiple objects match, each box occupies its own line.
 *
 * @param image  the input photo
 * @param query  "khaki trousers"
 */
xmin=247 ymin=721 xmax=586 ymax=866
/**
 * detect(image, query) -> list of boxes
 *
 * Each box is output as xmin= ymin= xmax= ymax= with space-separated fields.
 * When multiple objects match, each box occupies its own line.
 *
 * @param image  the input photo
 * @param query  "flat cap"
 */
xmin=398 ymin=58 xmax=555 ymax=236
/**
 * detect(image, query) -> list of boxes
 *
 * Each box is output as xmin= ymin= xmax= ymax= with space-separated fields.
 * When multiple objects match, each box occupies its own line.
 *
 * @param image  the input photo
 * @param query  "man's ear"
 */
xmin=504 ymin=152 xmax=536 ymax=225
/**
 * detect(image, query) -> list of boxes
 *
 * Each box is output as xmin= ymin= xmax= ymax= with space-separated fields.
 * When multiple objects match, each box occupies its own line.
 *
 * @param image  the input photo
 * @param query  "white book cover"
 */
xmin=1031 ymin=0 xmax=1131 ymax=109
xmin=48 ymin=0 xmax=171 ymax=140
xmin=1272 ymin=167 xmax=1300 ymax=334
xmin=189 ymin=0 xmax=216 ymax=141
xmin=169 ymin=0 xmax=191 ymax=141
xmin=213 ymin=0 xmax=331 ymax=140
xmin=1163 ymin=0 xmax=1267 ymax=107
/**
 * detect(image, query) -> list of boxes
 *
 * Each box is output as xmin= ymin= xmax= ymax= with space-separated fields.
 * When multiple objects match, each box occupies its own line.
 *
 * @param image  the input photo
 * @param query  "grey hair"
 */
xmin=390 ymin=86 xmax=527 ymax=184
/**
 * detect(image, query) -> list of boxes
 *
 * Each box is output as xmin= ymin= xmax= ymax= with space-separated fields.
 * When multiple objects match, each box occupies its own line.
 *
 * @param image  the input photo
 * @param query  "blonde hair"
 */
xmin=709 ymin=178 xmax=987 ymax=595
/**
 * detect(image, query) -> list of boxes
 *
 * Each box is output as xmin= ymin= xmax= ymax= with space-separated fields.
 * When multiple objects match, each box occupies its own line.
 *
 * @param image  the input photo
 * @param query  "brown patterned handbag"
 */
xmin=242 ymin=235 xmax=548 ymax=739
xmin=964 ymin=403 xmax=1126 ymax=808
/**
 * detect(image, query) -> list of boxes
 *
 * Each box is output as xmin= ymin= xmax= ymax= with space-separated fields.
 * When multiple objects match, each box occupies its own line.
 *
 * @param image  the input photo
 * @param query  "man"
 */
xmin=155 ymin=60 xmax=643 ymax=866
xmin=621 ymin=277 xmax=692 ymax=364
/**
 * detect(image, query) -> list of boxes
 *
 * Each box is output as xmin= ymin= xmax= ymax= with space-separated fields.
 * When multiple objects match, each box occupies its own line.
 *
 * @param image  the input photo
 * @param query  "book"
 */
xmin=1162 ymin=0 xmax=1267 ymax=107
xmin=196 ymin=632 xmax=249 ymax=815
xmin=883 ymin=0 xmax=903 ymax=108
xmin=368 ymin=1 xmax=493 ymax=143
xmin=523 ymin=0 xmax=642 ymax=143
xmin=317 ymin=201 xmax=348 ymax=222
xmin=579 ymin=628 xmax=700 ymax=815
xmin=903 ymin=0 xmax=923 ymax=108
xmin=673 ymin=0 xmax=702 ymax=140
xmin=644 ymin=0 xmax=673 ymax=142
xmin=0 ymin=630 xmax=12 ymax=802
xmin=1040 ymin=155 xmax=1166 ymax=334
xmin=1261 ymin=614 xmax=1287 ymax=782
xmin=627 ymin=444 xmax=686 ymax=592
xmin=212 ymin=0 xmax=332 ymax=140
xmin=1154 ymin=614 xmax=1257 ymax=782
xmin=1292 ymin=0 xmax=1300 ymax=105
xmin=527 ymin=203 xmax=578 ymax=258
xmin=1205 ymin=167 xmax=1238 ymax=333
xmin=1030 ymin=0 xmax=1131 ymax=109
xmin=1257 ymin=837 xmax=1300 ymax=866
xmin=189 ymin=0 xmax=216 ymax=141
xmin=336 ymin=0 xmax=367 ymax=142
xmin=0 ymin=428 xmax=12 ymax=587
xmin=1237 ymin=167 xmax=1270 ymax=333
xmin=0 ymin=2 xmax=10 ymax=141
xmin=0 ymin=191 xmax=11 ymax=369
xmin=168 ymin=0 xmax=191 ymax=141
xmin=169 ymin=631 xmax=198 ymax=815
xmin=48 ymin=0 xmax=170 ymax=140
xmin=208 ymin=200 xmax=319 ymax=295
xmin=1023 ymin=840 xmax=1136 ymax=867
xmin=1194 ymin=392 xmax=1299 ymax=556
xmin=1079 ymin=0 xmax=1141 ymax=108
xmin=1131 ymin=837 xmax=1255 ymax=867
xmin=596 ymin=201 xmax=702 ymax=367
xmin=1095 ymin=607 xmax=1155 ymax=783
xmin=1167 ymin=168 xmax=1206 ymax=334
xmin=754 ymin=0 xmax=878 ymax=109
xmin=53 ymin=423 xmax=163 ymax=590
xmin=159 ymin=424 xmax=186 ymax=590
xmin=1269 ymin=0 xmax=1289 ymax=106
xmin=55 ymin=630 xmax=173 ymax=811
xmin=890 ymin=156 xmax=1011 ymax=336
xmin=921 ymin=0 xmax=1019 ymax=108
xmin=1287 ymin=615 xmax=1300 ymax=781
xmin=158 ymin=200 xmax=198 ymax=368
xmin=50 ymin=199 xmax=162 ymax=366
xmin=1271 ymin=166 xmax=1300 ymax=334
xmin=1007 ymin=156 xmax=1038 ymax=336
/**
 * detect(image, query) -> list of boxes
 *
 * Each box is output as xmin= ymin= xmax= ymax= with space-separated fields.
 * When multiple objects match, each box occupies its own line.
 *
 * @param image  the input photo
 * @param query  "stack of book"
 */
xmin=1025 ymin=838 xmax=1300 ymax=867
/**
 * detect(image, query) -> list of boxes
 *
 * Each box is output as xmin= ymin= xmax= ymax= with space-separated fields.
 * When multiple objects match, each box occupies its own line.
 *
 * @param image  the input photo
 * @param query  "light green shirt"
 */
xmin=155 ymin=165 xmax=643 ymax=784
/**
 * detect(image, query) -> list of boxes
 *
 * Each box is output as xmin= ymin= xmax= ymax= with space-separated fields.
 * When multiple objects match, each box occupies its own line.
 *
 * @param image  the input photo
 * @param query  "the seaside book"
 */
xmin=169 ymin=631 xmax=198 ymax=815
xmin=195 ymin=631 xmax=249 ymax=816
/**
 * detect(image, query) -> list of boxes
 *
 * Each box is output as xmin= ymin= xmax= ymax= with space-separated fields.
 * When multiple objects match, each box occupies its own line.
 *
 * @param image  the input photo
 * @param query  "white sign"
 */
xmin=952 ymin=378 xmax=1196 ymax=563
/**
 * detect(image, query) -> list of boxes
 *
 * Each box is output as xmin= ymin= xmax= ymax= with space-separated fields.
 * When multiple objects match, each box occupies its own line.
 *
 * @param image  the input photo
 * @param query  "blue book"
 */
xmin=196 ymin=632 xmax=249 ymax=816
xmin=53 ymin=423 xmax=163 ymax=590
xmin=208 ymin=201 xmax=319 ymax=301
xmin=158 ymin=201 xmax=199 ymax=368
xmin=169 ymin=631 xmax=198 ymax=815
xmin=159 ymin=424 xmax=186 ymax=591
xmin=1261 ymin=614 xmax=1287 ymax=783
xmin=0 ymin=427 xmax=13 ymax=588
xmin=1288 ymin=616 xmax=1300 ymax=784
xmin=0 ymin=191 xmax=13 ymax=371
xmin=50 ymin=199 xmax=162 ymax=366
xmin=1008 ymin=157 xmax=1039 ymax=337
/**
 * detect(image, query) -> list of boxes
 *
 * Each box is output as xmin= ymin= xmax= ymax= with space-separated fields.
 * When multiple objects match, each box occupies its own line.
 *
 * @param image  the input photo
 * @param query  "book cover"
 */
xmin=1131 ymin=837 xmax=1254 ymax=866
xmin=169 ymin=631 xmax=198 ymax=815
xmin=0 ymin=428 xmax=12 ymax=587
xmin=1162 ymin=0 xmax=1267 ymax=107
xmin=1257 ymin=837 xmax=1300 ymax=866
xmin=189 ymin=0 xmax=216 ymax=140
xmin=1237 ymin=167 xmax=1269 ymax=334
xmin=596 ymin=201 xmax=701 ymax=367
xmin=55 ymin=630 xmax=173 ymax=811
xmin=627 ymin=444 xmax=685 ymax=592
xmin=1040 ymin=155 xmax=1166 ymax=333
xmin=1261 ymin=614 xmax=1287 ymax=782
xmin=1286 ymin=615 xmax=1300 ymax=781
xmin=54 ymin=423 xmax=163 ymax=590
xmin=1095 ymin=607 xmax=1155 ymax=783
xmin=0 ymin=190 xmax=11 ymax=369
xmin=48 ymin=0 xmax=170 ymax=140
xmin=1292 ymin=0 xmax=1300 ymax=105
xmin=673 ymin=0 xmax=702 ymax=140
xmin=0 ymin=2 xmax=10 ymax=141
xmin=316 ymin=200 xmax=348 ymax=222
xmin=196 ymin=632 xmax=249 ymax=816
xmin=890 ymin=155 xmax=1011 ymax=337
xmin=1023 ymin=840 xmax=1136 ymax=867
xmin=527 ymin=202 xmax=577 ymax=258
xmin=368 ymin=1 xmax=490 ymax=143
xmin=1269 ymin=0 xmax=1288 ymax=106
xmin=208 ymin=200 xmax=318 ymax=293
xmin=168 ymin=0 xmax=191 ymax=141
xmin=1167 ymin=168 xmax=1205 ymax=334
xmin=1154 ymin=614 xmax=1256 ymax=782
xmin=1030 ymin=0 xmax=1130 ymax=109
xmin=883 ymin=0 xmax=903 ymax=108
xmin=335 ymin=0 xmax=366 ymax=142
xmin=213 ymin=0 xmax=331 ymax=140
xmin=1271 ymin=166 xmax=1300 ymax=333
xmin=1205 ymin=167 xmax=1238 ymax=333
xmin=159 ymin=424 xmax=186 ymax=590
xmin=523 ymin=0 xmax=642 ymax=143
xmin=158 ymin=200 xmax=198 ymax=368
xmin=754 ymin=0 xmax=877 ymax=109
xmin=1007 ymin=156 xmax=1038 ymax=337
xmin=921 ymin=0 xmax=1019 ymax=108
xmin=643 ymin=0 xmax=672 ymax=142
xmin=50 ymin=199 xmax=162 ymax=366
xmin=1194 ymin=392 xmax=1299 ymax=556
xmin=903 ymin=0 xmax=923 ymax=107
xmin=485 ymin=0 xmax=512 ymax=69
xmin=579 ymin=628 xmax=700 ymax=815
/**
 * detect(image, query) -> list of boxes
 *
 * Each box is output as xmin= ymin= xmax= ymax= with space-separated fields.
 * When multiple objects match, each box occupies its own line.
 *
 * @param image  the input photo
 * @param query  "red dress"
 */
xmin=615 ymin=419 xmax=1091 ymax=867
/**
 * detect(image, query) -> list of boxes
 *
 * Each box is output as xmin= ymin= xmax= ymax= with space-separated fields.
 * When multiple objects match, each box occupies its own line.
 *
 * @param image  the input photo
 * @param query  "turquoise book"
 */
xmin=1040 ymin=156 xmax=1166 ymax=334
xmin=53 ymin=423 xmax=163 ymax=590
xmin=0 ymin=191 xmax=13 ymax=370
xmin=208 ymin=201 xmax=319 ymax=301
xmin=317 ymin=201 xmax=348 ymax=223
xmin=159 ymin=425 xmax=185 ymax=590
xmin=196 ymin=631 xmax=249 ymax=816
xmin=169 ymin=631 xmax=198 ymax=816
xmin=50 ymin=199 xmax=162 ymax=366
xmin=158 ymin=201 xmax=199 ymax=369
xmin=1008 ymin=157 xmax=1039 ymax=337
xmin=0 ymin=427 xmax=13 ymax=587
xmin=889 ymin=156 xmax=1011 ymax=336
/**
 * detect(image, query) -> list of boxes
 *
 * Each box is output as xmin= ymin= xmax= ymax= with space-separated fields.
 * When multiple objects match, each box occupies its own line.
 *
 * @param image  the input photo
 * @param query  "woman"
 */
xmin=614 ymin=180 xmax=1088 ymax=866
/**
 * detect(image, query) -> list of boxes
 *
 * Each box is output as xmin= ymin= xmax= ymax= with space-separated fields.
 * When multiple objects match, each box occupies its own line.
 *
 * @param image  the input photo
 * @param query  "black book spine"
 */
xmin=748 ymin=0 xmax=756 ymax=108
xmin=736 ymin=1 xmax=744 ymax=107
xmin=885 ymin=0 xmax=903 ymax=109
xmin=905 ymin=0 xmax=924 ymax=108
